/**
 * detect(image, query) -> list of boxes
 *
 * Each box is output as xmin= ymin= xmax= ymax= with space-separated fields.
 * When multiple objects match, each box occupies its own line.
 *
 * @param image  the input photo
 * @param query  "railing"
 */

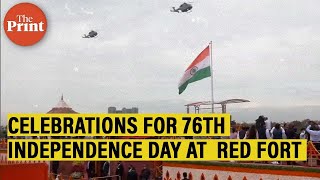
xmin=164 ymin=170 xmax=258 ymax=180
xmin=307 ymin=141 xmax=320 ymax=167
xmin=0 ymin=152 xmax=48 ymax=164
xmin=154 ymin=164 xmax=163 ymax=177
xmin=93 ymin=175 xmax=120 ymax=180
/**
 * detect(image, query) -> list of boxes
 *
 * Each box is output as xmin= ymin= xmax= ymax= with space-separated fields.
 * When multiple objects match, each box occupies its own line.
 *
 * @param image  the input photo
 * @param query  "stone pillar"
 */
xmin=222 ymin=104 xmax=226 ymax=113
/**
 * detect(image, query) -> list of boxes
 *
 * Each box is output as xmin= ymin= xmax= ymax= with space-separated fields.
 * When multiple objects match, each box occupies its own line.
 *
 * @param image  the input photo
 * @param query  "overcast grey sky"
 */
xmin=1 ymin=0 xmax=320 ymax=125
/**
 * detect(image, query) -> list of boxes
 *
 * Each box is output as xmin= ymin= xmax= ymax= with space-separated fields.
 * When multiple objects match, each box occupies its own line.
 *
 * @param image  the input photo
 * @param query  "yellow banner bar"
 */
xmin=7 ymin=139 xmax=307 ymax=161
xmin=7 ymin=113 xmax=230 ymax=136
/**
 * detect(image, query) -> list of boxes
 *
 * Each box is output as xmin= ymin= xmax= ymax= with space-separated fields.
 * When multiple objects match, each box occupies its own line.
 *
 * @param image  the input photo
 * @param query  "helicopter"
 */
xmin=171 ymin=2 xmax=193 ymax=13
xmin=82 ymin=30 xmax=98 ymax=38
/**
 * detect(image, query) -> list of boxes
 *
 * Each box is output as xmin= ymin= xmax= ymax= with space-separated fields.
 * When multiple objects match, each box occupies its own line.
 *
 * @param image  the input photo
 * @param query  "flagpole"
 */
xmin=209 ymin=41 xmax=214 ymax=113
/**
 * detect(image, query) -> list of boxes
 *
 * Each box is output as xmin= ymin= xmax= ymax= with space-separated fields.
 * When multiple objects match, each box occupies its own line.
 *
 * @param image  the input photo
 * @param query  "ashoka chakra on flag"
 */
xmin=190 ymin=66 xmax=198 ymax=75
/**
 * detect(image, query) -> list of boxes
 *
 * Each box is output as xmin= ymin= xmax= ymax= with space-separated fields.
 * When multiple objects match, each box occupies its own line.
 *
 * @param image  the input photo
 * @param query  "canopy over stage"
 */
xmin=185 ymin=99 xmax=250 ymax=113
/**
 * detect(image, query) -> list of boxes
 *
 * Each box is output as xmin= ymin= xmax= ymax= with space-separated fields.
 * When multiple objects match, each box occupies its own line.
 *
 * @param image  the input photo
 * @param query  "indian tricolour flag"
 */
xmin=179 ymin=46 xmax=211 ymax=94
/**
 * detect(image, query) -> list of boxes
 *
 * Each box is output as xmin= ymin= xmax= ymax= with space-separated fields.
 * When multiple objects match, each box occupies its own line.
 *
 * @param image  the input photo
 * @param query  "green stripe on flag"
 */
xmin=179 ymin=66 xmax=211 ymax=94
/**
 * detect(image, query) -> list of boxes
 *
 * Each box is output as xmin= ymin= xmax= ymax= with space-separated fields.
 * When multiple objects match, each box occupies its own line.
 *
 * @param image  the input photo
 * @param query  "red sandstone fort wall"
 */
xmin=163 ymin=162 xmax=320 ymax=180
xmin=0 ymin=163 xmax=48 ymax=180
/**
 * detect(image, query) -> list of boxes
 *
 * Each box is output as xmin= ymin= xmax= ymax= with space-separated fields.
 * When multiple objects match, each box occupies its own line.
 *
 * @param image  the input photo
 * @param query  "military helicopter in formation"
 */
xmin=171 ymin=2 xmax=193 ymax=13
xmin=82 ymin=30 xmax=98 ymax=38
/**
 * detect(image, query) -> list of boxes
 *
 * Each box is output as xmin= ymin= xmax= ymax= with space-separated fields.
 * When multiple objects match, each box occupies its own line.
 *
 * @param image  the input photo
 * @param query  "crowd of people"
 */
xmin=226 ymin=116 xmax=318 ymax=144
xmin=217 ymin=115 xmax=320 ymax=165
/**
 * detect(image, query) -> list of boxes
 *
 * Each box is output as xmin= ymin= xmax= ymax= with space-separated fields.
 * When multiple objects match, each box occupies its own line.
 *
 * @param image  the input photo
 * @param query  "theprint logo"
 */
xmin=4 ymin=2 xmax=47 ymax=46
